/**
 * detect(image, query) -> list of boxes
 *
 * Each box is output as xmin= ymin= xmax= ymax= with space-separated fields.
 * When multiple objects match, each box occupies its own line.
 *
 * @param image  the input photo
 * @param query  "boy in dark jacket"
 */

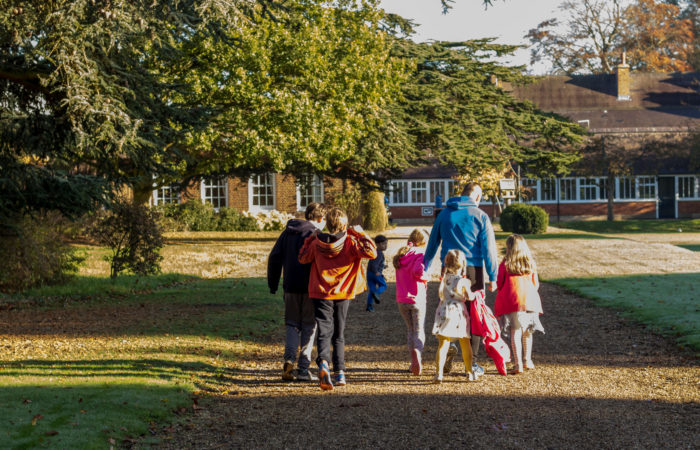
xmin=268 ymin=202 xmax=327 ymax=381
xmin=366 ymin=235 xmax=388 ymax=312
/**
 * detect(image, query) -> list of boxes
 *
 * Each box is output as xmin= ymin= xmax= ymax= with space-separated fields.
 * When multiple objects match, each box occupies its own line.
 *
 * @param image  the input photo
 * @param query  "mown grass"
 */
xmin=1 ymin=276 xmax=283 ymax=448
xmin=551 ymin=273 xmax=700 ymax=354
xmin=556 ymin=218 xmax=700 ymax=234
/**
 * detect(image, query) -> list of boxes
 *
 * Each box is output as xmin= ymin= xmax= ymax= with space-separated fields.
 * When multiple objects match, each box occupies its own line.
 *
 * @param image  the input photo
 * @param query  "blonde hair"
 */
xmin=504 ymin=234 xmax=536 ymax=275
xmin=393 ymin=228 xmax=429 ymax=269
xmin=325 ymin=207 xmax=348 ymax=234
xmin=443 ymin=249 xmax=466 ymax=275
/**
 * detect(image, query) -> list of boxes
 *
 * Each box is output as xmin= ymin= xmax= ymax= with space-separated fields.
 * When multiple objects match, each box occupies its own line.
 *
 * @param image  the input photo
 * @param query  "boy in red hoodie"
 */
xmin=298 ymin=207 xmax=377 ymax=390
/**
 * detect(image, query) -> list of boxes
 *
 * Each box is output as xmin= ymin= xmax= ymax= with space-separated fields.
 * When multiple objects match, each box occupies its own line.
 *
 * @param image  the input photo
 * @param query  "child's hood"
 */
xmin=314 ymin=231 xmax=346 ymax=257
xmin=285 ymin=219 xmax=317 ymax=235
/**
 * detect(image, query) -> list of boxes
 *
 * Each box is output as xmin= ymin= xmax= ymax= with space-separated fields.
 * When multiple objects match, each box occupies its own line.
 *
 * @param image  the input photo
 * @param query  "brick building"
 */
xmin=149 ymin=62 xmax=700 ymax=222
xmin=389 ymin=62 xmax=700 ymax=221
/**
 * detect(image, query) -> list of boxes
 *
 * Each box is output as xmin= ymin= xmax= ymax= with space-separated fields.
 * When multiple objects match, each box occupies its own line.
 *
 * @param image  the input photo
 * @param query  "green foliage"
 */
xmin=0 ymin=212 xmax=83 ymax=292
xmin=155 ymin=202 xmax=264 ymax=232
xmin=363 ymin=190 xmax=388 ymax=231
xmin=329 ymin=186 xmax=363 ymax=225
xmin=92 ymin=199 xmax=164 ymax=278
xmin=500 ymin=203 xmax=549 ymax=234
xmin=385 ymin=35 xmax=586 ymax=181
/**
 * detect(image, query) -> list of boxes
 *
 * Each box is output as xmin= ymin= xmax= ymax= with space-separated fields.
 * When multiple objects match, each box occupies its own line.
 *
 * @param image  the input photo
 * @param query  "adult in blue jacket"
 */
xmin=424 ymin=182 xmax=498 ymax=374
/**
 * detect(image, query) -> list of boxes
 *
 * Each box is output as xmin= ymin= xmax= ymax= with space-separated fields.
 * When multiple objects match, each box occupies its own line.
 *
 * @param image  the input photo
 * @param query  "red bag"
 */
xmin=484 ymin=336 xmax=511 ymax=375
xmin=470 ymin=291 xmax=511 ymax=376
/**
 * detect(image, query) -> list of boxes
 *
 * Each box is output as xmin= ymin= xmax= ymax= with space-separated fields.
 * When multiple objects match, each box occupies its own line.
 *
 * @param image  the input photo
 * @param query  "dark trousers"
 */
xmin=312 ymin=298 xmax=350 ymax=372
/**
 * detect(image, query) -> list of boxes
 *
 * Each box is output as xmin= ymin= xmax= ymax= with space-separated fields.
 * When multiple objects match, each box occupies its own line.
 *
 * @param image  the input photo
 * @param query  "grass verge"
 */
xmin=555 ymin=219 xmax=700 ymax=234
xmin=550 ymin=273 xmax=700 ymax=355
xmin=0 ymin=277 xmax=282 ymax=448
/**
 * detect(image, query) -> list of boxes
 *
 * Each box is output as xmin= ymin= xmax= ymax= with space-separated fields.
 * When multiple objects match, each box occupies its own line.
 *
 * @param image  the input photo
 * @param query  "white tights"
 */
xmin=510 ymin=327 xmax=533 ymax=371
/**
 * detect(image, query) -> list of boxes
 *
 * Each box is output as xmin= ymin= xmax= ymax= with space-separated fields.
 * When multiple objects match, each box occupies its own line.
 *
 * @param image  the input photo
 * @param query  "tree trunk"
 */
xmin=607 ymin=173 xmax=615 ymax=221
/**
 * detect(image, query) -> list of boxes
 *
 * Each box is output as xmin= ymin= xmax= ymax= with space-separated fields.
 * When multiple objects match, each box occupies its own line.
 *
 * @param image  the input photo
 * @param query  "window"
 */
xmin=447 ymin=180 xmax=458 ymax=197
xmin=201 ymin=177 xmax=228 ymax=209
xmin=579 ymin=178 xmax=598 ymax=201
xmin=540 ymin=178 xmax=557 ymax=201
xmin=411 ymin=181 xmax=428 ymax=204
xmin=297 ymin=174 xmax=324 ymax=210
xmin=153 ymin=184 xmax=180 ymax=205
xmin=619 ymin=177 xmax=636 ymax=199
xmin=637 ymin=176 xmax=656 ymax=199
xmin=678 ymin=176 xmax=697 ymax=199
xmin=599 ymin=177 xmax=614 ymax=200
xmin=392 ymin=181 xmax=409 ymax=204
xmin=430 ymin=181 xmax=445 ymax=204
xmin=521 ymin=178 xmax=538 ymax=202
xmin=559 ymin=178 xmax=576 ymax=201
xmin=249 ymin=173 xmax=275 ymax=210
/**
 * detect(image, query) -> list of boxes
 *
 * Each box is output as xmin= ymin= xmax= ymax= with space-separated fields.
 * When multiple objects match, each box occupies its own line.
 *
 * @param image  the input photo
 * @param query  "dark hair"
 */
xmin=374 ymin=235 xmax=387 ymax=244
xmin=305 ymin=202 xmax=327 ymax=221
xmin=461 ymin=182 xmax=480 ymax=196
xmin=325 ymin=207 xmax=348 ymax=234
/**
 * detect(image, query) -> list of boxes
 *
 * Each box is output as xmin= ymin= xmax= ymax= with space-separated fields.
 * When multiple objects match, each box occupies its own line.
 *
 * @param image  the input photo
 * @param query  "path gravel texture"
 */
xmin=160 ymin=227 xmax=700 ymax=449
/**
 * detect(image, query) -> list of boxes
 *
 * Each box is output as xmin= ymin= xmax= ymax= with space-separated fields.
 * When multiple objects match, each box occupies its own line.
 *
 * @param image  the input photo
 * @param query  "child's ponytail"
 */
xmin=393 ymin=245 xmax=411 ymax=269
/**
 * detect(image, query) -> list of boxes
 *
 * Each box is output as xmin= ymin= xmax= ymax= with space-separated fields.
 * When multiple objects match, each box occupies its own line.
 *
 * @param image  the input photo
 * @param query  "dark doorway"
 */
xmin=658 ymin=177 xmax=676 ymax=219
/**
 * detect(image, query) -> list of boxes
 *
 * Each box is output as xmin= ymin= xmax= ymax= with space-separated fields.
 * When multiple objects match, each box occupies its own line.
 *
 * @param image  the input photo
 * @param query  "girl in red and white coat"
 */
xmin=495 ymin=234 xmax=544 ymax=374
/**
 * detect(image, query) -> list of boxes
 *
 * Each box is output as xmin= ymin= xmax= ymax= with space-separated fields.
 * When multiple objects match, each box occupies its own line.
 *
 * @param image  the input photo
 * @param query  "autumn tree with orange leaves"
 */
xmin=527 ymin=0 xmax=695 ymax=74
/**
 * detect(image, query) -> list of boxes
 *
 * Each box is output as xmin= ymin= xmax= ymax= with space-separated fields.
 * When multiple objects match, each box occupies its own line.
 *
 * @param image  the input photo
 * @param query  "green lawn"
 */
xmin=550 ymin=273 xmax=700 ymax=354
xmin=556 ymin=218 xmax=700 ymax=234
xmin=0 ymin=277 xmax=282 ymax=448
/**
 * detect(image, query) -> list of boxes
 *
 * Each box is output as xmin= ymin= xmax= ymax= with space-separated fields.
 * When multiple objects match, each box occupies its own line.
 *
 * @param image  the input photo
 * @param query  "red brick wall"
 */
xmin=229 ymin=178 xmax=248 ymax=211
xmin=275 ymin=174 xmax=299 ymax=214
xmin=679 ymin=200 xmax=700 ymax=218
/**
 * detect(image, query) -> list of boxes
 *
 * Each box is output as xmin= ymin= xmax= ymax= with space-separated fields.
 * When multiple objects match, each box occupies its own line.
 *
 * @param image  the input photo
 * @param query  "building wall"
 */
xmin=535 ymin=201 xmax=656 ymax=220
xmin=679 ymin=200 xmax=700 ymax=218
xmin=229 ymin=178 xmax=248 ymax=210
xmin=275 ymin=174 xmax=298 ymax=213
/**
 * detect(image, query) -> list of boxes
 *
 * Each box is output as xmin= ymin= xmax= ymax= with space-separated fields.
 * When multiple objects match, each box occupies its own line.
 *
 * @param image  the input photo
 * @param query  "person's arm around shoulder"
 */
xmin=267 ymin=231 xmax=286 ymax=294
xmin=347 ymin=225 xmax=377 ymax=259
xmin=297 ymin=232 xmax=318 ymax=265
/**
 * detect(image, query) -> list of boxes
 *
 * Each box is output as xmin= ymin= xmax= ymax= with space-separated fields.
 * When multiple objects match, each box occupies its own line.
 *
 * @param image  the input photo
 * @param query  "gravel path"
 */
xmin=160 ymin=284 xmax=699 ymax=449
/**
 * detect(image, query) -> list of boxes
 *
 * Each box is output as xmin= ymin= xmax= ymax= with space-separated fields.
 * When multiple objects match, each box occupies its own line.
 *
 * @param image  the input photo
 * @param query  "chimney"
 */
xmin=617 ymin=52 xmax=631 ymax=101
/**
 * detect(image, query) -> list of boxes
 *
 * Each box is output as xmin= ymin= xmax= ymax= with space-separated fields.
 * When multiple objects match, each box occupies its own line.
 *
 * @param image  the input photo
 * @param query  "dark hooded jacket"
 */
xmin=267 ymin=219 xmax=319 ymax=294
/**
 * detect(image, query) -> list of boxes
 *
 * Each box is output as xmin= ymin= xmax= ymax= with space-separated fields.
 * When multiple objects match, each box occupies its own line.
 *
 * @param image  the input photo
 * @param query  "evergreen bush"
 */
xmin=500 ymin=203 xmax=549 ymax=234
xmin=0 ymin=212 xmax=83 ymax=292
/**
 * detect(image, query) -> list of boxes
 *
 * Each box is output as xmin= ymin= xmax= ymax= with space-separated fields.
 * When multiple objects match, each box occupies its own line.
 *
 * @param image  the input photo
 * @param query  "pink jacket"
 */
xmin=395 ymin=247 xmax=429 ymax=304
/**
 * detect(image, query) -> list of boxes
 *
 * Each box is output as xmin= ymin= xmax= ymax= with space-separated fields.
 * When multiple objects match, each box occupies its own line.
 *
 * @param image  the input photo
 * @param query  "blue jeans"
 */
xmin=366 ymin=272 xmax=387 ymax=308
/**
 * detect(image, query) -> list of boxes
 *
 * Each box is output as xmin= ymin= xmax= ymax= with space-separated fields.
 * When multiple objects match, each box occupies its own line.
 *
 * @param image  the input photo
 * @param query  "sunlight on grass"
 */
xmin=557 ymin=219 xmax=700 ymax=234
xmin=551 ymin=273 xmax=700 ymax=354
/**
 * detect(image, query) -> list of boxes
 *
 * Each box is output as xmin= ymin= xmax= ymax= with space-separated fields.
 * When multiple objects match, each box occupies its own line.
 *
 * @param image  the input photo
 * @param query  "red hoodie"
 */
xmin=298 ymin=228 xmax=377 ymax=300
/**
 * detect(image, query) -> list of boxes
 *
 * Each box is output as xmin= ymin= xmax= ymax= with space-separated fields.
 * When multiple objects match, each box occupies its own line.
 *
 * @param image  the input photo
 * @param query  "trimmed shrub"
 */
xmin=91 ymin=199 xmax=164 ymax=278
xmin=363 ymin=190 xmax=387 ymax=231
xmin=0 ymin=212 xmax=83 ymax=292
xmin=500 ymin=203 xmax=549 ymax=234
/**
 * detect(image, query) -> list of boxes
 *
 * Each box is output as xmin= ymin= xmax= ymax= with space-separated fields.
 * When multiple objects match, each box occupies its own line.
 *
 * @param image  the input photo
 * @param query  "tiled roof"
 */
xmin=511 ymin=72 xmax=700 ymax=131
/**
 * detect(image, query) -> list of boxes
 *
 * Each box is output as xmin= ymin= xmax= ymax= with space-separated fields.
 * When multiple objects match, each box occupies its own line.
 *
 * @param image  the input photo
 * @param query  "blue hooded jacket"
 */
xmin=423 ymin=196 xmax=498 ymax=281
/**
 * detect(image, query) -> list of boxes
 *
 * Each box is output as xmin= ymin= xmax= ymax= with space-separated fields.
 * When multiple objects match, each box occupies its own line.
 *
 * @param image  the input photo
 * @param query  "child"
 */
xmin=394 ymin=229 xmax=430 ymax=375
xmin=298 ymin=207 xmax=377 ymax=390
xmin=431 ymin=249 xmax=478 ymax=383
xmin=366 ymin=235 xmax=388 ymax=312
xmin=267 ymin=202 xmax=327 ymax=382
xmin=494 ymin=234 xmax=544 ymax=374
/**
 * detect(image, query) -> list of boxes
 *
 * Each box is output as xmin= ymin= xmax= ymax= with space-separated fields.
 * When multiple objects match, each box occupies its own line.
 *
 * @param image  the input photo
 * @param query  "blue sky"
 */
xmin=378 ymin=0 xmax=564 ymax=73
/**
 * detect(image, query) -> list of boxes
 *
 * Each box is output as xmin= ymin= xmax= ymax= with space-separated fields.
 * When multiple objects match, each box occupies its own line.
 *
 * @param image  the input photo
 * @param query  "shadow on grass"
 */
xmin=555 ymin=218 xmax=700 ymax=234
xmin=677 ymin=244 xmax=700 ymax=252
xmin=550 ymin=273 xmax=700 ymax=353
xmin=165 ymin=237 xmax=277 ymax=244
xmin=0 ymin=383 xmax=190 ymax=449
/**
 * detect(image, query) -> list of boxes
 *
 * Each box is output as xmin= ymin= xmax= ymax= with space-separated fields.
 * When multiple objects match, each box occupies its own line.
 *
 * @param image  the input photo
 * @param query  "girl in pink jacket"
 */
xmin=393 ymin=228 xmax=430 ymax=376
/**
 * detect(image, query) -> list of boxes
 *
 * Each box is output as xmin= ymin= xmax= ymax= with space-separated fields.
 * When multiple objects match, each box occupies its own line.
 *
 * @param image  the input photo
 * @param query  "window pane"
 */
xmin=521 ymin=178 xmax=538 ymax=202
xmin=411 ymin=181 xmax=427 ymax=203
xmin=579 ymin=178 xmax=597 ymax=201
xmin=559 ymin=179 xmax=575 ymax=201
xmin=540 ymin=178 xmax=556 ymax=201
xmin=638 ymin=176 xmax=656 ymax=199
xmin=678 ymin=176 xmax=696 ymax=198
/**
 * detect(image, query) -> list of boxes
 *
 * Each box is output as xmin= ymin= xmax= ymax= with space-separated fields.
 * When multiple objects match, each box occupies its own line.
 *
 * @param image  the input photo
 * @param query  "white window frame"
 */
xmin=677 ymin=175 xmax=698 ymax=199
xmin=248 ymin=173 xmax=276 ymax=212
xmin=559 ymin=178 xmax=576 ymax=201
xmin=578 ymin=178 xmax=598 ymax=201
xmin=200 ymin=177 xmax=228 ymax=210
xmin=152 ymin=184 xmax=181 ymax=205
xmin=388 ymin=179 xmax=458 ymax=206
xmin=296 ymin=174 xmax=324 ymax=211
xmin=637 ymin=176 xmax=656 ymax=200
